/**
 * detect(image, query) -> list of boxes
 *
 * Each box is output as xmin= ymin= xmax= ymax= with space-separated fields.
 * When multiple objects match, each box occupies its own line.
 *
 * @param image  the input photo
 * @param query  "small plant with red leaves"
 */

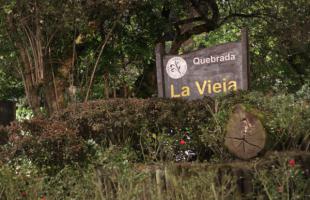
xmin=288 ymin=159 xmax=296 ymax=167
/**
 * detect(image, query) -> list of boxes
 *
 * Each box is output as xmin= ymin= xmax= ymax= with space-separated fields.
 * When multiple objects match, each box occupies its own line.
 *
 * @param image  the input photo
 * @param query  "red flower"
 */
xmin=21 ymin=191 xmax=27 ymax=197
xmin=179 ymin=139 xmax=186 ymax=145
xmin=289 ymin=159 xmax=295 ymax=167
xmin=277 ymin=186 xmax=284 ymax=193
xmin=41 ymin=196 xmax=47 ymax=200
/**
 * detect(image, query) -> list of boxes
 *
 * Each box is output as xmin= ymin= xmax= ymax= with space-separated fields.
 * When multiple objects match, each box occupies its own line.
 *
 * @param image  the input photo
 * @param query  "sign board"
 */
xmin=156 ymin=29 xmax=249 ymax=99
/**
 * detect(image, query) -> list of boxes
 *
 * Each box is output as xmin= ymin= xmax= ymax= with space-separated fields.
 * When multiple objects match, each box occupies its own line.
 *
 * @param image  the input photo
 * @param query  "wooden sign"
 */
xmin=156 ymin=29 xmax=249 ymax=99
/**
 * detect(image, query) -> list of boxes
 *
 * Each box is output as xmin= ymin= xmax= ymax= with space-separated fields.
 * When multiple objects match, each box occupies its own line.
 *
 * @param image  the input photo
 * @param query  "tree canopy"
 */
xmin=0 ymin=0 xmax=309 ymax=114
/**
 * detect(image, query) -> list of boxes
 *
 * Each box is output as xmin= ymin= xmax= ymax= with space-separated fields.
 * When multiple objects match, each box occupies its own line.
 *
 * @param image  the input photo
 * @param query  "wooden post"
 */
xmin=155 ymin=42 xmax=165 ymax=97
xmin=156 ymin=168 xmax=165 ymax=200
xmin=241 ymin=28 xmax=250 ymax=90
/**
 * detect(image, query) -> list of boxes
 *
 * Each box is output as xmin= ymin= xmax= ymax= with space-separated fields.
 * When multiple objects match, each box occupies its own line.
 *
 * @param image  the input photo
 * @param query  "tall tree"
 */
xmin=0 ymin=0 xmax=308 ymax=113
xmin=130 ymin=0 xmax=264 ymax=96
xmin=0 ymin=0 xmax=86 ymax=114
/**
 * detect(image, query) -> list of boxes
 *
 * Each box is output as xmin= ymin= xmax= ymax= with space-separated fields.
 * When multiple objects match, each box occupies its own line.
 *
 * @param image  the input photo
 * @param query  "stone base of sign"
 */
xmin=225 ymin=104 xmax=266 ymax=160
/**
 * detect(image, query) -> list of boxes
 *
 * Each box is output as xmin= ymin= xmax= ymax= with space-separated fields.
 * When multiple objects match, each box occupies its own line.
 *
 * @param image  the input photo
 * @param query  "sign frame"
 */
xmin=156 ymin=28 xmax=250 ymax=99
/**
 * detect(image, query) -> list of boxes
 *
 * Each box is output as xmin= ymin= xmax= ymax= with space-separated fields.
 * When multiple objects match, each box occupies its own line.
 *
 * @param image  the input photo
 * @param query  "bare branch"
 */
xmin=84 ymin=19 xmax=119 ymax=102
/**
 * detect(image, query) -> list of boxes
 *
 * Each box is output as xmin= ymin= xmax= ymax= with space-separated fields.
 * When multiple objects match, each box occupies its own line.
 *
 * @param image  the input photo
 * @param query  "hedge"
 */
xmin=0 ymin=91 xmax=309 ymax=172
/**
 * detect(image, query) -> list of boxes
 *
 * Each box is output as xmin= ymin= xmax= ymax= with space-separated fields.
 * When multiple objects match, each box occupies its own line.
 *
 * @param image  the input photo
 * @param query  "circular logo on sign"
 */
xmin=166 ymin=57 xmax=187 ymax=79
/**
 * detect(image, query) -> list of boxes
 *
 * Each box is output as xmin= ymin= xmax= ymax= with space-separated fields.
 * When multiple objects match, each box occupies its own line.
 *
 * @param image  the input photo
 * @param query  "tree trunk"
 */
xmin=113 ymin=88 xmax=117 ymax=98
xmin=6 ymin=8 xmax=72 ymax=116
xmin=21 ymin=56 xmax=73 ymax=115
xmin=45 ymin=57 xmax=73 ymax=114
xmin=27 ymin=86 xmax=41 ymax=115
xmin=18 ymin=47 xmax=42 ymax=115
xmin=103 ymin=72 xmax=110 ymax=99
xmin=225 ymin=104 xmax=266 ymax=160
xmin=123 ymin=85 xmax=128 ymax=98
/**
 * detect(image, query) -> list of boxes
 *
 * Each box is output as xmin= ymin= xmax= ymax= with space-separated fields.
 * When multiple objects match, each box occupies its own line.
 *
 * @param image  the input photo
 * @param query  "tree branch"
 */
xmin=169 ymin=22 xmax=216 ymax=54
xmin=174 ymin=17 xmax=203 ymax=26
xmin=84 ymin=20 xmax=118 ymax=102
xmin=168 ymin=0 xmax=220 ymax=53
xmin=189 ymin=0 xmax=219 ymax=23
xmin=220 ymin=12 xmax=262 ymax=25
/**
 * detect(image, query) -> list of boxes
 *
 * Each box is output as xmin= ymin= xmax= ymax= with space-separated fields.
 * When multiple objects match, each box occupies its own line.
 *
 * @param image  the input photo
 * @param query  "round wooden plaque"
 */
xmin=225 ymin=105 xmax=266 ymax=160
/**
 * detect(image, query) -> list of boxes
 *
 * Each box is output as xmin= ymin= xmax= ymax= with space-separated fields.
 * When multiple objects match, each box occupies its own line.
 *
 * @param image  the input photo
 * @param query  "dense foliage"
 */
xmin=0 ymin=91 xmax=308 ymax=172
xmin=0 ymin=0 xmax=308 ymax=114
xmin=0 ymin=0 xmax=309 ymax=199
xmin=0 ymin=145 xmax=309 ymax=199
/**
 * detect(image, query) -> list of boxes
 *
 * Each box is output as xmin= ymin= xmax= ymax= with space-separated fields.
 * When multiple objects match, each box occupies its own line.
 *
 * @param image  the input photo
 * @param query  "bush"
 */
xmin=1 ymin=92 xmax=309 ymax=171
xmin=1 ymin=119 xmax=92 ymax=173
xmin=0 ymin=92 xmax=309 ymax=199
xmin=50 ymin=97 xmax=215 ymax=162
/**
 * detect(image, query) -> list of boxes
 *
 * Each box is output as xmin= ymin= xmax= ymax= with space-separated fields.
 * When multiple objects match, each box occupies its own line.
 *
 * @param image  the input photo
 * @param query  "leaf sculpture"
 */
xmin=225 ymin=104 xmax=266 ymax=160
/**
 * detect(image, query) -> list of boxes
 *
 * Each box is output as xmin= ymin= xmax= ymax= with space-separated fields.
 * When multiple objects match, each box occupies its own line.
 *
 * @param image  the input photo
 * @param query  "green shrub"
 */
xmin=0 ymin=152 xmax=309 ymax=200
xmin=50 ymin=98 xmax=215 ymax=162
xmin=1 ymin=92 xmax=309 ymax=171
xmin=1 ymin=119 xmax=93 ymax=174
xmin=253 ymin=153 xmax=310 ymax=199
